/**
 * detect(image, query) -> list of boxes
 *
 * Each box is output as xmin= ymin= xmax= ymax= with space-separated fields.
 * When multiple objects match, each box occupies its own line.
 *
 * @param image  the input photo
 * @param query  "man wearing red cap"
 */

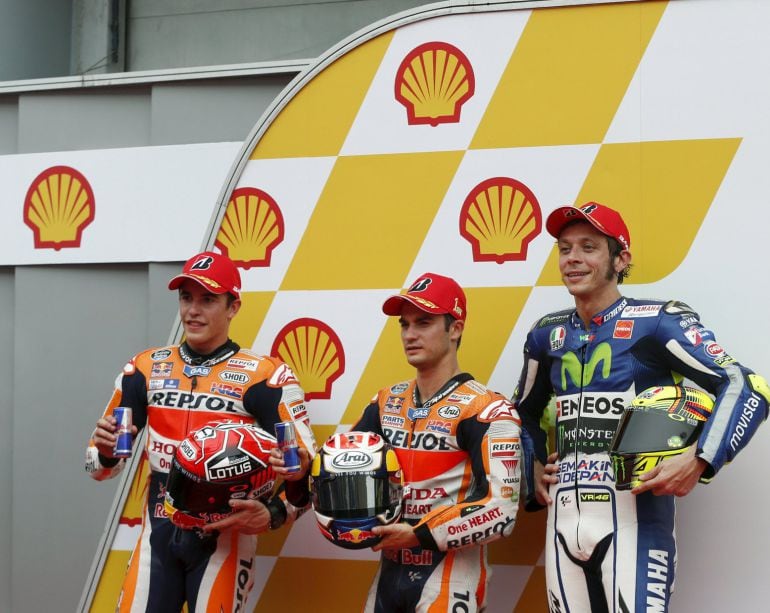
xmin=85 ymin=251 xmax=316 ymax=612
xmin=514 ymin=202 xmax=769 ymax=611
xmin=352 ymin=272 xmax=522 ymax=613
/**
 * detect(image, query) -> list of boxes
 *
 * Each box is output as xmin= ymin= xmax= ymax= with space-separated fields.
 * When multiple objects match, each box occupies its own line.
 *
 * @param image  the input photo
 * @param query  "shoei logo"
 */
xmin=215 ymin=187 xmax=285 ymax=269
xmin=560 ymin=342 xmax=612 ymax=390
xmin=394 ymin=41 xmax=475 ymax=127
xmin=331 ymin=451 xmax=373 ymax=470
xmin=459 ymin=177 xmax=542 ymax=264
xmin=220 ymin=371 xmax=250 ymax=385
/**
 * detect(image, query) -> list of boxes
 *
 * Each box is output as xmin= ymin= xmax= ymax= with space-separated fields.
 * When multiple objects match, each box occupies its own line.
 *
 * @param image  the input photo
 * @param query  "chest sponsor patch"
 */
xmin=381 ymin=414 xmax=405 ymax=428
xmin=226 ymin=358 xmax=259 ymax=371
xmin=220 ymin=370 xmax=250 ymax=384
xmin=149 ymin=378 xmax=180 ymax=390
xmin=446 ymin=392 xmax=473 ymax=405
xmin=621 ymin=304 xmax=661 ymax=318
xmin=437 ymin=405 xmax=461 ymax=419
xmin=152 ymin=362 xmax=175 ymax=378
xmin=210 ymin=382 xmax=244 ymax=399
xmin=408 ymin=407 xmax=429 ymax=420
xmin=613 ymin=320 xmax=634 ymax=339
xmin=183 ymin=364 xmax=210 ymax=378
xmin=550 ymin=325 xmax=566 ymax=350
xmin=384 ymin=396 xmax=404 ymax=413
xmin=425 ymin=419 xmax=451 ymax=433
xmin=390 ymin=382 xmax=409 ymax=394
xmin=150 ymin=349 xmax=172 ymax=361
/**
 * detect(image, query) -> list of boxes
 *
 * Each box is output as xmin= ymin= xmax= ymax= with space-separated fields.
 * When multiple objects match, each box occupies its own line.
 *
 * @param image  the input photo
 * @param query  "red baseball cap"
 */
xmin=168 ymin=251 xmax=241 ymax=299
xmin=546 ymin=202 xmax=631 ymax=250
xmin=382 ymin=273 xmax=466 ymax=321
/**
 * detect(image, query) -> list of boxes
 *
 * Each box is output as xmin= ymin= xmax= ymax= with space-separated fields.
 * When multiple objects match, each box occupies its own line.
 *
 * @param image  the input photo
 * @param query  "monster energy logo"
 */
xmin=561 ymin=342 xmax=612 ymax=390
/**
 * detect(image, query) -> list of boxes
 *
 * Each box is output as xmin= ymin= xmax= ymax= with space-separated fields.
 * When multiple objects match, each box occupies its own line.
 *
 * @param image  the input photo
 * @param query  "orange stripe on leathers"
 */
xmin=118 ymin=502 xmax=148 ymax=613
xmin=205 ymin=530 xmax=240 ymax=613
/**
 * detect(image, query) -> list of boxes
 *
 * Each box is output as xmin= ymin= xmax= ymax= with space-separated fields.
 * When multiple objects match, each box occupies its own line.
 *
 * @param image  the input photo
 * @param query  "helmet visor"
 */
xmin=313 ymin=472 xmax=399 ymax=519
xmin=611 ymin=406 xmax=701 ymax=455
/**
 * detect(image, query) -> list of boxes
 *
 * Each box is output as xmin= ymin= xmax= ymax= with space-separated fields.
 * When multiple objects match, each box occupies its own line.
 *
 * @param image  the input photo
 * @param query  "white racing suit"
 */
xmin=354 ymin=373 xmax=521 ymax=613
xmin=514 ymin=298 xmax=769 ymax=612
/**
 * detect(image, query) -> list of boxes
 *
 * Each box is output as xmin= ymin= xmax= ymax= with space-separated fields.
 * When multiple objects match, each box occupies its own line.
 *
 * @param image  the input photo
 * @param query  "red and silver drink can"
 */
xmin=113 ymin=406 xmax=133 ymax=458
xmin=274 ymin=421 xmax=301 ymax=473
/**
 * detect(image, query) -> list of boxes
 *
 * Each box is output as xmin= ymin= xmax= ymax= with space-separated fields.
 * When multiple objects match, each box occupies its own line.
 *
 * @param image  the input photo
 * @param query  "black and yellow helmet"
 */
xmin=609 ymin=385 xmax=713 ymax=490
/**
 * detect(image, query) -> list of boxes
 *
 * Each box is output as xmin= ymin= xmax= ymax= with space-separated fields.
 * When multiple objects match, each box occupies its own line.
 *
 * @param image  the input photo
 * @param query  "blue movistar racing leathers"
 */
xmin=514 ymin=296 xmax=769 ymax=613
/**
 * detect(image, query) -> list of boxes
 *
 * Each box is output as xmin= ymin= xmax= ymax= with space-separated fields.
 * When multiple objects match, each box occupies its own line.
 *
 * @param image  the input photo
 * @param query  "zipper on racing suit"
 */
xmin=574 ymin=342 xmax=587 ymax=552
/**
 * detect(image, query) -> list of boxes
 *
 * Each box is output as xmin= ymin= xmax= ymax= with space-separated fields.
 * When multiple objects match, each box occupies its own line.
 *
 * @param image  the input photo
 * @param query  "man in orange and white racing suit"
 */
xmin=85 ymin=251 xmax=316 ymax=613
xmin=353 ymin=273 xmax=521 ymax=613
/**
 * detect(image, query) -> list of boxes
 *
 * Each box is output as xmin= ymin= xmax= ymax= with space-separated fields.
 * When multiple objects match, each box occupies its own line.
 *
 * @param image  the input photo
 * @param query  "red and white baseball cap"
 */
xmin=382 ymin=273 xmax=466 ymax=321
xmin=168 ymin=251 xmax=241 ymax=299
xmin=546 ymin=202 xmax=631 ymax=250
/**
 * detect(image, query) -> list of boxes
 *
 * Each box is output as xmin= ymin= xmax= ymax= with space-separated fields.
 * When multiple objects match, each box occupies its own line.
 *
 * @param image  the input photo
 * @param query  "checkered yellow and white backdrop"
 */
xmin=88 ymin=0 xmax=770 ymax=610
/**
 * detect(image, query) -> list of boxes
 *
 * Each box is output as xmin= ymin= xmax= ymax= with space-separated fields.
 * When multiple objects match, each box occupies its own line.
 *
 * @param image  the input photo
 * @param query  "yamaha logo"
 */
xmin=331 ymin=451 xmax=373 ymax=470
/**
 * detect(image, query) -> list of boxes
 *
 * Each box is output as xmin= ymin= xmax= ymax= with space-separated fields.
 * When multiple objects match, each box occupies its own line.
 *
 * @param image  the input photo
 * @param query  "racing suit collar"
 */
xmin=179 ymin=339 xmax=240 ymax=367
xmin=570 ymin=297 xmax=628 ymax=330
xmin=413 ymin=372 xmax=474 ymax=409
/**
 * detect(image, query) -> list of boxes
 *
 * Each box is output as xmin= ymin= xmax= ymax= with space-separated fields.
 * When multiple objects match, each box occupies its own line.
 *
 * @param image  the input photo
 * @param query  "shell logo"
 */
xmin=119 ymin=453 xmax=150 ymax=528
xmin=215 ymin=187 xmax=285 ymax=269
xmin=459 ymin=177 xmax=542 ymax=264
xmin=395 ymin=41 xmax=475 ymax=126
xmin=270 ymin=317 xmax=345 ymax=401
xmin=23 ymin=165 xmax=95 ymax=250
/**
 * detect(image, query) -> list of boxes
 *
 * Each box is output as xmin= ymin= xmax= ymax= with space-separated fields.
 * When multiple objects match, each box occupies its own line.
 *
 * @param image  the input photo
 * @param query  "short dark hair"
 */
xmin=607 ymin=236 xmax=632 ymax=284
xmin=443 ymin=313 xmax=462 ymax=349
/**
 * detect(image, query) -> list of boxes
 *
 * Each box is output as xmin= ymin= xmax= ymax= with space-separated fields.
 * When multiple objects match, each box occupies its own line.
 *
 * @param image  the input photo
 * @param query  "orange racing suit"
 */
xmin=85 ymin=340 xmax=315 ymax=613
xmin=353 ymin=373 xmax=521 ymax=612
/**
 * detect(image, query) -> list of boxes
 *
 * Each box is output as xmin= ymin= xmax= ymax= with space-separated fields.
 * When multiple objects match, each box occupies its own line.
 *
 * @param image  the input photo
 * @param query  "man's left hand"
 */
xmin=371 ymin=523 xmax=419 ymax=552
xmin=201 ymin=499 xmax=271 ymax=535
xmin=632 ymin=446 xmax=707 ymax=497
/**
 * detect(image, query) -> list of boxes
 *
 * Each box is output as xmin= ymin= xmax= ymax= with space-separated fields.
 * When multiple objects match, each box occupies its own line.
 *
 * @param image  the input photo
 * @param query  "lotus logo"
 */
xmin=331 ymin=451 xmax=373 ymax=470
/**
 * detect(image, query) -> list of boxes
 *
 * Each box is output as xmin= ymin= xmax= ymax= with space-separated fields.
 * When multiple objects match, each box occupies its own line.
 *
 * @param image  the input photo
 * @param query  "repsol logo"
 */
xmin=149 ymin=391 xmax=238 ymax=413
xmin=234 ymin=557 xmax=253 ymax=613
xmin=384 ymin=428 xmax=452 ymax=451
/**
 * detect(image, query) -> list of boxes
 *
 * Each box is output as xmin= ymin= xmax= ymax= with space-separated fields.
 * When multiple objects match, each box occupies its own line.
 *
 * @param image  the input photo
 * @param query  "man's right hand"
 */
xmin=534 ymin=452 xmax=560 ymax=506
xmin=92 ymin=416 xmax=137 ymax=458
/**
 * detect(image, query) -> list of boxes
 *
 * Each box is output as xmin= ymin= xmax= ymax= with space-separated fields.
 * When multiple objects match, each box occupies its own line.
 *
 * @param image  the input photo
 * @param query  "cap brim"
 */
xmin=545 ymin=206 xmax=593 ymax=239
xmin=382 ymin=294 xmax=444 ymax=317
xmin=168 ymin=273 xmax=231 ymax=294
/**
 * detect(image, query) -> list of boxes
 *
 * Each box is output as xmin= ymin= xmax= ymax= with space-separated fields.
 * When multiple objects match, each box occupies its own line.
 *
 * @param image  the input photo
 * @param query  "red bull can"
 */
xmin=274 ymin=421 xmax=301 ymax=473
xmin=113 ymin=406 xmax=133 ymax=458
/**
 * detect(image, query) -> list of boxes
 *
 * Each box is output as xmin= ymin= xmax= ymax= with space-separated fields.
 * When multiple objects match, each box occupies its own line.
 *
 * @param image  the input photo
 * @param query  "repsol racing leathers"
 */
xmin=514 ymin=297 xmax=769 ymax=613
xmin=353 ymin=373 xmax=521 ymax=613
xmin=85 ymin=340 xmax=316 ymax=613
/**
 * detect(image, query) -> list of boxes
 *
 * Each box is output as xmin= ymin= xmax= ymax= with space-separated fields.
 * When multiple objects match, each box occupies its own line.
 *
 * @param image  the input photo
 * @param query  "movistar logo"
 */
xmin=561 ymin=342 xmax=612 ymax=390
